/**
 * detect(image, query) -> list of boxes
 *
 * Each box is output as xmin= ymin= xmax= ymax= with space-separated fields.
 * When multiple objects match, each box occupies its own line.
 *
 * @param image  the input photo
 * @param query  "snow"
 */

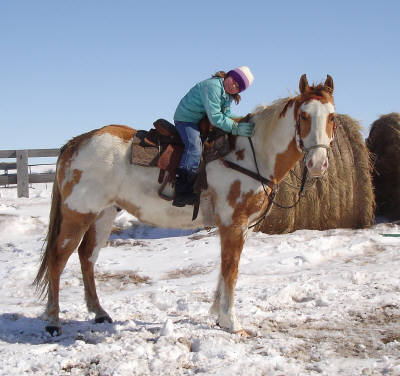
xmin=1 ymin=179 xmax=400 ymax=375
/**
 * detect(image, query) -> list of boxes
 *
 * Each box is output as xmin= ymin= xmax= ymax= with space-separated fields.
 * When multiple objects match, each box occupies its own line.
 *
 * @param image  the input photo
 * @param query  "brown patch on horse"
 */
xmin=60 ymin=125 xmax=135 ymax=156
xmin=279 ymin=99 xmax=296 ymax=119
xmin=326 ymin=113 xmax=336 ymax=139
xmin=227 ymin=180 xmax=241 ymax=208
xmin=61 ymin=207 xmax=97 ymax=229
xmin=235 ymin=149 xmax=245 ymax=161
xmin=78 ymin=221 xmax=97 ymax=261
xmin=216 ymin=188 xmax=270 ymax=291
xmin=61 ymin=169 xmax=83 ymax=200
xmin=98 ymin=125 xmax=136 ymax=143
xmin=299 ymin=111 xmax=312 ymax=139
xmin=274 ymin=138 xmax=302 ymax=182
xmin=60 ymin=129 xmax=99 ymax=155
xmin=217 ymin=218 xmax=245 ymax=289
xmin=229 ymin=188 xmax=270 ymax=226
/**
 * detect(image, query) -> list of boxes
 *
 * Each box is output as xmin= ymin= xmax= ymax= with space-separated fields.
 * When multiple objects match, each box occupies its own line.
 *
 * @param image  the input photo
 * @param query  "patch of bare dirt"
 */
xmin=162 ymin=265 xmax=215 ymax=280
xmin=258 ymin=305 xmax=400 ymax=361
xmin=107 ymin=238 xmax=148 ymax=247
xmin=95 ymin=270 xmax=150 ymax=285
xmin=188 ymin=229 xmax=218 ymax=241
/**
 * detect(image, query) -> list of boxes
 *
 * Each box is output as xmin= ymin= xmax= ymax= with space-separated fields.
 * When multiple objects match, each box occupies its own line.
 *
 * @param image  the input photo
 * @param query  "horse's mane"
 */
xmin=252 ymin=84 xmax=333 ymax=130
xmin=251 ymin=83 xmax=333 ymax=148
xmin=252 ymin=98 xmax=290 ymax=127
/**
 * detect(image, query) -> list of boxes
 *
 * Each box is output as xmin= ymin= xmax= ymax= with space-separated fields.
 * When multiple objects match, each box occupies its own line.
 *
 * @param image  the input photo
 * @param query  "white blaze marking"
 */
xmin=301 ymin=100 xmax=335 ymax=175
xmin=301 ymin=100 xmax=335 ymax=146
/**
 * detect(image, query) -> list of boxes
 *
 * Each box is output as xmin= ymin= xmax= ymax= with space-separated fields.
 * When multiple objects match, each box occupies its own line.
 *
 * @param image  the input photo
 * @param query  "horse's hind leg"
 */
xmin=78 ymin=206 xmax=118 ymax=323
xmin=46 ymin=212 xmax=96 ymax=336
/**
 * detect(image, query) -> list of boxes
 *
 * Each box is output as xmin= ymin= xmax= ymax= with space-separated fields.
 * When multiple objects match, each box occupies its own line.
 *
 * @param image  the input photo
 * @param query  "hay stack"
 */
xmin=259 ymin=114 xmax=375 ymax=234
xmin=366 ymin=113 xmax=400 ymax=220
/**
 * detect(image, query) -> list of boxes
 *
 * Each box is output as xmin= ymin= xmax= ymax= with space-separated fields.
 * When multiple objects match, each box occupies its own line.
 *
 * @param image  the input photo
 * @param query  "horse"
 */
xmin=34 ymin=74 xmax=336 ymax=336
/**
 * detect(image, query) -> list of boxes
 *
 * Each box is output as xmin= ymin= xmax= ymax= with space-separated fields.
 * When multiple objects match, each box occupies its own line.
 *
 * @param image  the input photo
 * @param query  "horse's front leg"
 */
xmin=211 ymin=222 xmax=247 ymax=333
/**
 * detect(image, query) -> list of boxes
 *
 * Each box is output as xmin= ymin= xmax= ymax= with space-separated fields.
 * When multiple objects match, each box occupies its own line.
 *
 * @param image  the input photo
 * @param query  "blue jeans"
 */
xmin=175 ymin=121 xmax=202 ymax=173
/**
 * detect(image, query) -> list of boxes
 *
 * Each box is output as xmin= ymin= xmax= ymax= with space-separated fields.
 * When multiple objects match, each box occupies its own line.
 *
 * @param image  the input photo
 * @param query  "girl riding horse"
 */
xmin=173 ymin=66 xmax=255 ymax=207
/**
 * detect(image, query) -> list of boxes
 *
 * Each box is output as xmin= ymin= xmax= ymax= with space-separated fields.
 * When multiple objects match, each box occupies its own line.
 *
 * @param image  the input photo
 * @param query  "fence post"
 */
xmin=16 ymin=150 xmax=29 ymax=198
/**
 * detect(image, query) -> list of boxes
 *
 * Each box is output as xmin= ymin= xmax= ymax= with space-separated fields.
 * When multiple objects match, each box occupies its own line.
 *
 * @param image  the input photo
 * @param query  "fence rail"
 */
xmin=0 ymin=148 xmax=59 ymax=197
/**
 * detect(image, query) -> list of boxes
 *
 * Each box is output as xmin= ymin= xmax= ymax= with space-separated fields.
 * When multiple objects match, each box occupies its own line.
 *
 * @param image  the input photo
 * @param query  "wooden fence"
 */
xmin=0 ymin=149 xmax=59 ymax=198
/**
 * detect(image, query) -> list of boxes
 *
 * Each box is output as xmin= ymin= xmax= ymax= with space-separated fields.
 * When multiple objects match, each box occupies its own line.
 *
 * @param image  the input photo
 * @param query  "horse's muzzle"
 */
xmin=306 ymin=150 xmax=329 ymax=177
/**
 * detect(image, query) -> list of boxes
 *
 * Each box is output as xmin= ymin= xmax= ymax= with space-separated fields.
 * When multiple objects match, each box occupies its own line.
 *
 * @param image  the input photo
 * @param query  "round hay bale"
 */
xmin=366 ymin=113 xmax=400 ymax=220
xmin=258 ymin=114 xmax=375 ymax=234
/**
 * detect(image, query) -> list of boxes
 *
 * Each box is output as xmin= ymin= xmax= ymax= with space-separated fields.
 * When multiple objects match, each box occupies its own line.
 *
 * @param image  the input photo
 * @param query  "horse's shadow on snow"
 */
xmin=0 ymin=313 xmax=124 ymax=346
xmin=0 ymin=313 xmax=221 ymax=346
xmin=111 ymin=221 xmax=199 ymax=240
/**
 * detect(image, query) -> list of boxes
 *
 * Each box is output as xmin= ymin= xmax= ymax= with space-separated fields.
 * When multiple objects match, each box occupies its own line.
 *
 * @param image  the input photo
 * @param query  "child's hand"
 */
xmin=231 ymin=122 xmax=255 ymax=137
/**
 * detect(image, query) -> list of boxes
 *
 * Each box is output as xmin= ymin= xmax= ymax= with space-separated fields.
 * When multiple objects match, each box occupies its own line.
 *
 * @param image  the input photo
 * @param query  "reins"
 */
xmin=218 ymin=136 xmax=309 ymax=230
xmin=246 ymin=137 xmax=309 ymax=229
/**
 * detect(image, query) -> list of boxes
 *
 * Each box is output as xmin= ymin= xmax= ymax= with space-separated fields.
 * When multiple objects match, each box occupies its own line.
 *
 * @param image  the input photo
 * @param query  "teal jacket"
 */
xmin=174 ymin=77 xmax=237 ymax=132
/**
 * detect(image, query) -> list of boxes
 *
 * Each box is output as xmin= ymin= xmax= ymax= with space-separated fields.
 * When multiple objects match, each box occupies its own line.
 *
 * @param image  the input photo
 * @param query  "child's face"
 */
xmin=224 ymin=76 xmax=240 ymax=95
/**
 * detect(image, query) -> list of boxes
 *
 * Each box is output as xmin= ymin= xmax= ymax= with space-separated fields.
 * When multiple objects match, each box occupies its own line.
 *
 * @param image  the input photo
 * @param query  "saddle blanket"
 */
xmin=131 ymin=130 xmax=160 ymax=167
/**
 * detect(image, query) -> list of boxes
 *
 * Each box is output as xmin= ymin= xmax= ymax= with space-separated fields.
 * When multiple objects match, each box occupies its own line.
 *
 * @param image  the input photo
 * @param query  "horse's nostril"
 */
xmin=307 ymin=159 xmax=313 ymax=169
xmin=323 ymin=160 xmax=328 ymax=169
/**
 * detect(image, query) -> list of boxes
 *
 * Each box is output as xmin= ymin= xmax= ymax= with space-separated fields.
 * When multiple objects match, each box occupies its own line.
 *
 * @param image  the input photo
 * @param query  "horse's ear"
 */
xmin=324 ymin=74 xmax=334 ymax=92
xmin=299 ymin=74 xmax=309 ymax=94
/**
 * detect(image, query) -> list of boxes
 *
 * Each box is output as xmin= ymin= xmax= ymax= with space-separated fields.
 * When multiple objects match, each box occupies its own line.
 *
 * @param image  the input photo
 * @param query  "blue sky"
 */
xmin=1 ymin=0 xmax=399 ymax=150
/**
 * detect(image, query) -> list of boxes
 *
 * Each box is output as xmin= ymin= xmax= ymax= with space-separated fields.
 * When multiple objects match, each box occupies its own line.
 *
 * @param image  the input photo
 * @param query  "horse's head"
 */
xmin=296 ymin=74 xmax=335 ymax=177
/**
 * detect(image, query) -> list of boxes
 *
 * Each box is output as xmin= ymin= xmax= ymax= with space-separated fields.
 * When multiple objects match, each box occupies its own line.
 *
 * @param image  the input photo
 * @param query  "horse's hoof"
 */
xmin=45 ymin=325 xmax=62 ymax=336
xmin=95 ymin=315 xmax=113 ymax=324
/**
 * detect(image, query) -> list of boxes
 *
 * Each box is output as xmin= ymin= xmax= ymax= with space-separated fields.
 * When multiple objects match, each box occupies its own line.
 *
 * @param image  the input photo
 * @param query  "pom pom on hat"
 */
xmin=226 ymin=66 xmax=254 ymax=92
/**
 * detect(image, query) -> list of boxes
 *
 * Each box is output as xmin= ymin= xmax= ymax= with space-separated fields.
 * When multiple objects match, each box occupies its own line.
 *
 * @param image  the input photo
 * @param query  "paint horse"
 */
xmin=34 ymin=74 xmax=336 ymax=336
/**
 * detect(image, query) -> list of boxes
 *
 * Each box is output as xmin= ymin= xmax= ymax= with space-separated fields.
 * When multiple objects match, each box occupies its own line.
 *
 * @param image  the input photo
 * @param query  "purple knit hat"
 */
xmin=226 ymin=66 xmax=254 ymax=92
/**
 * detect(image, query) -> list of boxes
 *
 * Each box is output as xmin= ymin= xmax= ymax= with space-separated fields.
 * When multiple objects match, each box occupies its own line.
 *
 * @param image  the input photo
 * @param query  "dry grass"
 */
xmin=366 ymin=113 xmax=400 ymax=220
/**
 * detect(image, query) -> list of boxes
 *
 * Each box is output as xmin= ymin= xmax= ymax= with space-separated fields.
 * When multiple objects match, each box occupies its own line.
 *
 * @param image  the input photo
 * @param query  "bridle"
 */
xmin=221 ymin=104 xmax=337 ymax=229
xmin=294 ymin=96 xmax=337 ymax=156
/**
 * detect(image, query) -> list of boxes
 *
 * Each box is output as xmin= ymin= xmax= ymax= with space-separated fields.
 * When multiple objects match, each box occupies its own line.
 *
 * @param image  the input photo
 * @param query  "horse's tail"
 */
xmin=33 ymin=176 xmax=62 ymax=298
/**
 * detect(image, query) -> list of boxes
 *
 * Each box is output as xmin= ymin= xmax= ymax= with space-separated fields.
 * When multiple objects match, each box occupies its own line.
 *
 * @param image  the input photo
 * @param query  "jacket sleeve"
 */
xmin=225 ymin=106 xmax=240 ymax=120
xmin=199 ymin=83 xmax=236 ymax=132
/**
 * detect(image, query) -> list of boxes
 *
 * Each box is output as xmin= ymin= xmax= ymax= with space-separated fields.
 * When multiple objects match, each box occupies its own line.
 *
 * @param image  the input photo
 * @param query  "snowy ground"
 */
xmin=1 ymin=179 xmax=400 ymax=375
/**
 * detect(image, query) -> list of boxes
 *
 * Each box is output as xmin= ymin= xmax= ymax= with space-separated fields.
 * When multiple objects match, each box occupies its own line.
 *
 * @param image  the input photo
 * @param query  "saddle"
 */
xmin=131 ymin=118 xmax=235 ymax=218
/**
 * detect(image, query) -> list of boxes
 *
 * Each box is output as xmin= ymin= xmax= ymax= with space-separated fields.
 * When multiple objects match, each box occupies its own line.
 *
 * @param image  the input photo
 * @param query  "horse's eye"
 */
xmin=301 ymin=113 xmax=308 ymax=121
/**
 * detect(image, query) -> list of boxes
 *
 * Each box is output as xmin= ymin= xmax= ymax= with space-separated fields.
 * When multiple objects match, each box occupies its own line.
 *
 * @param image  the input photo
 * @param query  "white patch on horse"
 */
xmin=118 ymin=163 xmax=204 ymax=229
xmin=64 ymin=133 xmax=129 ymax=214
xmin=253 ymin=103 xmax=298 ymax=178
xmin=89 ymin=207 xmax=118 ymax=264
